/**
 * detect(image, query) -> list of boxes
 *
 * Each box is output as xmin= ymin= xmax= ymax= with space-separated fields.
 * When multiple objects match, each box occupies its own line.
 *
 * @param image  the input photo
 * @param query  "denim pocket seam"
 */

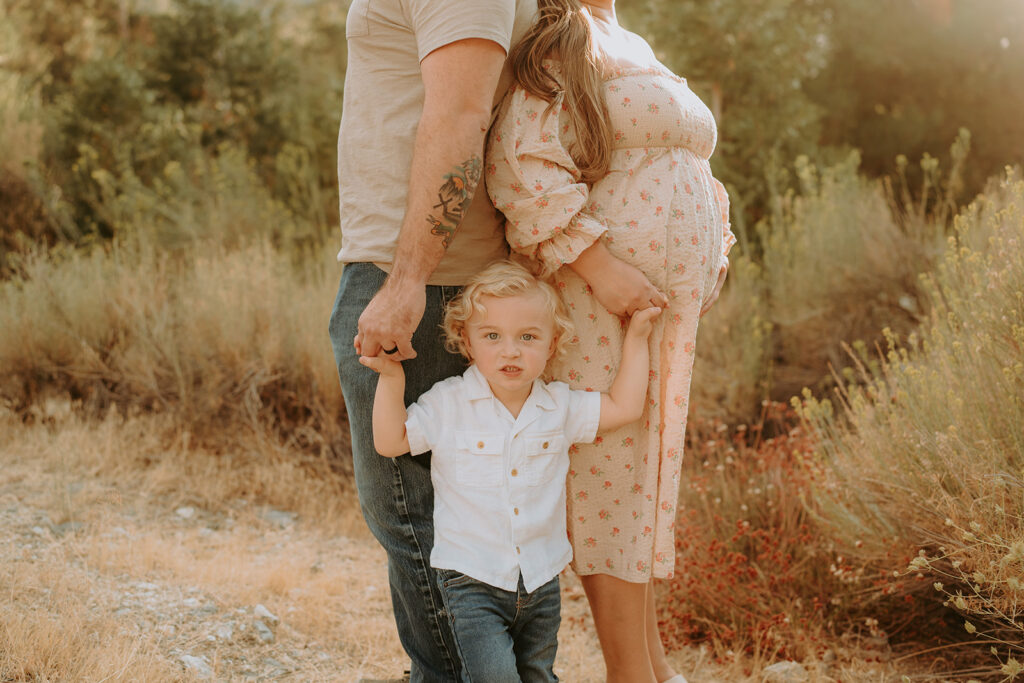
xmin=439 ymin=570 xmax=476 ymax=590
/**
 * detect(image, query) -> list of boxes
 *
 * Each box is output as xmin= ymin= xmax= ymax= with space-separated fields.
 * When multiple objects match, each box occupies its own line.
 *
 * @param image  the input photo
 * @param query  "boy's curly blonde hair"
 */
xmin=443 ymin=259 xmax=575 ymax=362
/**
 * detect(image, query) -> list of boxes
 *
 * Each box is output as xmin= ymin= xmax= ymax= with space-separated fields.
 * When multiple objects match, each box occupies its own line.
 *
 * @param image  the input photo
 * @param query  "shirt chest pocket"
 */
xmin=524 ymin=433 xmax=567 ymax=487
xmin=454 ymin=432 xmax=504 ymax=487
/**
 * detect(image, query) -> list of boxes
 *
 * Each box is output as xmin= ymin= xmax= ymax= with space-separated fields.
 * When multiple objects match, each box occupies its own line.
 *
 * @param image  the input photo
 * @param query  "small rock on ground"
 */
xmin=762 ymin=661 xmax=809 ymax=683
xmin=180 ymin=654 xmax=213 ymax=680
xmin=254 ymin=603 xmax=279 ymax=624
xmin=260 ymin=508 xmax=296 ymax=528
xmin=254 ymin=619 xmax=275 ymax=643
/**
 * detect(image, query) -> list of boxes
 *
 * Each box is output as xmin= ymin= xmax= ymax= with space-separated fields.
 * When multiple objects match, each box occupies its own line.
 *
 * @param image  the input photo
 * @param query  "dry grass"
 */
xmin=0 ymin=404 xmax=403 ymax=681
xmin=693 ymin=150 xmax=959 ymax=424
xmin=4 ymin=399 xmax=356 ymax=534
xmin=760 ymin=153 xmax=930 ymax=398
xmin=0 ymin=237 xmax=347 ymax=458
xmin=0 ymin=401 xmax=937 ymax=682
xmin=797 ymin=171 xmax=1024 ymax=676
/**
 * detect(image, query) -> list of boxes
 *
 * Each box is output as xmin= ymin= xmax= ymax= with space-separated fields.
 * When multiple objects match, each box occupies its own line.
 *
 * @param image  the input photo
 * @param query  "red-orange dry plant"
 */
xmin=658 ymin=403 xmax=842 ymax=662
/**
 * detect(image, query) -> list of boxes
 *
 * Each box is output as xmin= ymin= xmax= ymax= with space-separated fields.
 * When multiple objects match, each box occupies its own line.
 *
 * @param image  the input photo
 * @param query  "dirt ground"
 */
xmin=0 ymin=404 xmax=926 ymax=681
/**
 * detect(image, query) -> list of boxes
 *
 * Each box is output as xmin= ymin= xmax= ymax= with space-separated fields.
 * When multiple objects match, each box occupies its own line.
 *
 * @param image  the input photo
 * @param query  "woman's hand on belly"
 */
xmin=700 ymin=261 xmax=729 ymax=317
xmin=568 ymin=241 xmax=669 ymax=317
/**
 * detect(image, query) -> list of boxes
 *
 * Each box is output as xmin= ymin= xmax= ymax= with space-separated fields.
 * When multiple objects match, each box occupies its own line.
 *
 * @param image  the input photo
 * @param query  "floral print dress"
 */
xmin=486 ymin=61 xmax=736 ymax=582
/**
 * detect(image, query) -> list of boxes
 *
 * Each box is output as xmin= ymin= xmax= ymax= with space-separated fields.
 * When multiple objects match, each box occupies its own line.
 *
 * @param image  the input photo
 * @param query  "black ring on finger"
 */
xmin=383 ymin=347 xmax=399 ymax=355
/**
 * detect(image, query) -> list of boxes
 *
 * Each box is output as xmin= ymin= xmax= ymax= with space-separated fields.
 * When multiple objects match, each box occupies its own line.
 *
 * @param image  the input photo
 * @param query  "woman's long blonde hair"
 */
xmin=510 ymin=0 xmax=611 ymax=185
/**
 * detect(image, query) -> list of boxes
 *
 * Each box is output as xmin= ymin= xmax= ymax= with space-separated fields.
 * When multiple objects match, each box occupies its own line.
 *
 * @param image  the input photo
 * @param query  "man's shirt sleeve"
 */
xmin=408 ymin=0 xmax=516 ymax=62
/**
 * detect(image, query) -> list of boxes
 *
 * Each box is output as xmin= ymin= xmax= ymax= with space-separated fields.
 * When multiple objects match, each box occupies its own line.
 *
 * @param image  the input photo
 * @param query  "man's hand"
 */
xmin=700 ymin=261 xmax=729 ymax=317
xmin=354 ymin=278 xmax=425 ymax=360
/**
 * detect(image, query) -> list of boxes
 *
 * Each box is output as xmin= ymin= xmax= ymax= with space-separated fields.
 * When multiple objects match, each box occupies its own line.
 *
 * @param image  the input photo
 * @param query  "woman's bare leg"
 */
xmin=645 ymin=581 xmax=679 ymax=682
xmin=580 ymin=574 xmax=657 ymax=683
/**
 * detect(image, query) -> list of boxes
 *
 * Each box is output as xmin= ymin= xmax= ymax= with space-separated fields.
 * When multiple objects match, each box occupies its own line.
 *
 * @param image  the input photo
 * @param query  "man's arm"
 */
xmin=354 ymin=38 xmax=508 ymax=360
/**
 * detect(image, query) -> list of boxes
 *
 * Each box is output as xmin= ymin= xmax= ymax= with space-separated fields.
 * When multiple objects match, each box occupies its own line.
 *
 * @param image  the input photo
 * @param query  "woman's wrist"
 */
xmin=566 ymin=240 xmax=616 ymax=282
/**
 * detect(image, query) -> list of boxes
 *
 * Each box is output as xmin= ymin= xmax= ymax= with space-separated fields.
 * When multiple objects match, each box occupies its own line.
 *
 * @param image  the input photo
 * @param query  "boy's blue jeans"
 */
xmin=437 ymin=569 xmax=561 ymax=683
xmin=329 ymin=263 xmax=467 ymax=683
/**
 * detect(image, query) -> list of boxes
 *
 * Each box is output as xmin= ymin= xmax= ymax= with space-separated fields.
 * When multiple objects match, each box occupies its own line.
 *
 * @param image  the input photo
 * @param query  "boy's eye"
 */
xmin=521 ymin=333 xmax=535 ymax=341
xmin=486 ymin=332 xmax=499 ymax=340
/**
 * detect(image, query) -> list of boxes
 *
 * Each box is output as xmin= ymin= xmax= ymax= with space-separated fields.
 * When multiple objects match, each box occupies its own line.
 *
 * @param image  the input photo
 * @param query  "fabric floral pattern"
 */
xmin=487 ymin=62 xmax=736 ymax=582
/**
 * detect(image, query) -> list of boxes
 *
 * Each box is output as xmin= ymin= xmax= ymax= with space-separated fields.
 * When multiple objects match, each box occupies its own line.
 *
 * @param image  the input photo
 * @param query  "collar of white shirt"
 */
xmin=461 ymin=364 xmax=559 ymax=431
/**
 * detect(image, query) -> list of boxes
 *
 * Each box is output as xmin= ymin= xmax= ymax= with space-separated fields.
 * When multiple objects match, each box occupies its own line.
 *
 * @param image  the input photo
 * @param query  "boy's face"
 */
xmin=463 ymin=291 xmax=557 ymax=408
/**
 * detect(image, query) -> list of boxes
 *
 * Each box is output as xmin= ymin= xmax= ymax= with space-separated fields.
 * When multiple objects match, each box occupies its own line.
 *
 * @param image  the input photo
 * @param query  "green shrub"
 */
xmin=796 ymin=170 xmax=1024 ymax=674
xmin=0 ymin=32 xmax=54 ymax=271
xmin=3 ymin=0 xmax=125 ymax=101
xmin=138 ymin=0 xmax=343 ymax=226
xmin=43 ymin=57 xmax=161 ymax=237
xmin=145 ymin=0 xmax=295 ymax=160
xmin=8 ymin=0 xmax=343 ymax=246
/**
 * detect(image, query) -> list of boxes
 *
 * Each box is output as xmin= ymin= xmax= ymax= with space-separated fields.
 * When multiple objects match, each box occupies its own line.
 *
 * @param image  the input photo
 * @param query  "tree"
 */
xmin=806 ymin=0 xmax=1024 ymax=198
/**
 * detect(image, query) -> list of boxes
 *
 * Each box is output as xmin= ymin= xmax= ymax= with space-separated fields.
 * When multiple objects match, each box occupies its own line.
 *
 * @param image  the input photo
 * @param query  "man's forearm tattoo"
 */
xmin=427 ymin=156 xmax=482 ymax=249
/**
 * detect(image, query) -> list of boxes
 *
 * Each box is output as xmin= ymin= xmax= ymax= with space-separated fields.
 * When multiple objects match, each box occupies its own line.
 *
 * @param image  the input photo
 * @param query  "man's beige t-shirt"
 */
xmin=337 ymin=0 xmax=537 ymax=286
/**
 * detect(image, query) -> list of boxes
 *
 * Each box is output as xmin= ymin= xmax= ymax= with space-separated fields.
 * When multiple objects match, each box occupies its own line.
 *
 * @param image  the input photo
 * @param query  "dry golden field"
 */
xmin=0 ymin=402 xmax=944 ymax=682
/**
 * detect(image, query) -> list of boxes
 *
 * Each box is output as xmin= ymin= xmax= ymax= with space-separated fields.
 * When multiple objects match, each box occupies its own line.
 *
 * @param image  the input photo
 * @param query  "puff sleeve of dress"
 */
xmin=486 ymin=87 xmax=608 ymax=276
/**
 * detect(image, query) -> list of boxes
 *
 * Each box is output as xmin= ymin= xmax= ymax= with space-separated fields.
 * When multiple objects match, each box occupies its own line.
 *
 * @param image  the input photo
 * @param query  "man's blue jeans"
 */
xmin=329 ymin=263 xmax=467 ymax=682
xmin=436 ymin=569 xmax=561 ymax=683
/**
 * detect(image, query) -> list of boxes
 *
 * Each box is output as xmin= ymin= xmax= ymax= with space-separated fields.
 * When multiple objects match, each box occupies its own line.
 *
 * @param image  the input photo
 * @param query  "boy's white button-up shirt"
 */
xmin=405 ymin=364 xmax=601 ymax=593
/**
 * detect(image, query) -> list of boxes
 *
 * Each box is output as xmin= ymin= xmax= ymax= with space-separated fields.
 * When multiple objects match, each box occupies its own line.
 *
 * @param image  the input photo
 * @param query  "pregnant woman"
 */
xmin=486 ymin=1 xmax=735 ymax=680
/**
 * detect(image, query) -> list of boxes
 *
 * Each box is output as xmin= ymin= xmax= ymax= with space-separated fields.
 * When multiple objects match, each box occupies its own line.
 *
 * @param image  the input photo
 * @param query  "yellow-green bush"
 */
xmin=797 ymin=171 xmax=1024 ymax=673
xmin=0 ymin=237 xmax=345 ymax=456
xmin=694 ymin=150 xmax=953 ymax=422
xmin=761 ymin=151 xmax=949 ymax=399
